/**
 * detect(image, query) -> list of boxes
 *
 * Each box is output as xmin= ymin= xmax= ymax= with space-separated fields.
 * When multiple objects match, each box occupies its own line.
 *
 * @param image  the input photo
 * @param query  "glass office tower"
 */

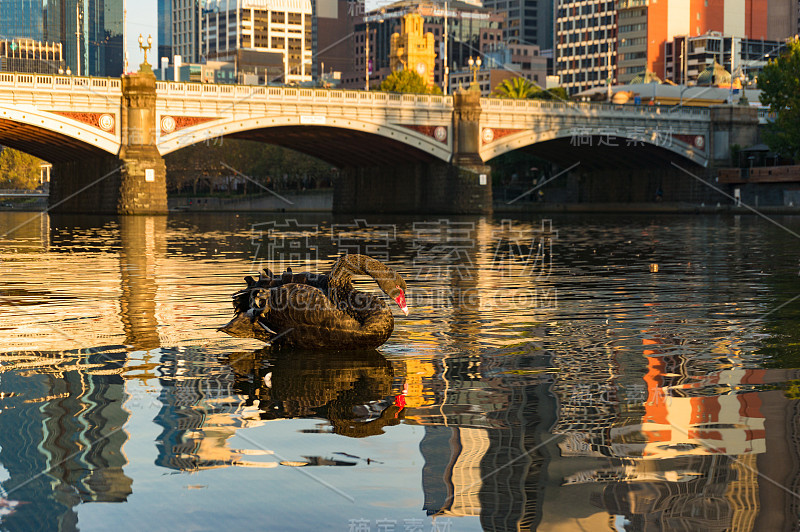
xmin=0 ymin=1 xmax=124 ymax=77
xmin=0 ymin=0 xmax=45 ymax=41
xmin=157 ymin=0 xmax=172 ymax=62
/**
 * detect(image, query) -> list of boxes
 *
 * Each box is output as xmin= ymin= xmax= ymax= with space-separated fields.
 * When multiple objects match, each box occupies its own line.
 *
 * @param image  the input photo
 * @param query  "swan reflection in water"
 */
xmin=156 ymin=348 xmax=405 ymax=472
xmin=229 ymin=349 xmax=405 ymax=468
xmin=225 ymin=348 xmax=405 ymax=442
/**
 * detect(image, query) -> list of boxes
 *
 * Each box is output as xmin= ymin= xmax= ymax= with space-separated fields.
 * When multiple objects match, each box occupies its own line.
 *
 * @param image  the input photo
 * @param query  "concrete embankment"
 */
xmin=169 ymin=191 xmax=800 ymax=215
xmin=494 ymin=201 xmax=800 ymax=215
xmin=169 ymin=190 xmax=332 ymax=212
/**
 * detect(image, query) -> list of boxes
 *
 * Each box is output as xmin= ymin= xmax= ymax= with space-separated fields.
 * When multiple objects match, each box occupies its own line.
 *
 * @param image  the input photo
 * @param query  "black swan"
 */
xmin=219 ymin=254 xmax=408 ymax=349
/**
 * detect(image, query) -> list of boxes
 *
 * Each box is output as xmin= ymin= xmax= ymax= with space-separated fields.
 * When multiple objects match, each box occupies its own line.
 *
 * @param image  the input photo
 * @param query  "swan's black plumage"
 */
xmin=220 ymin=254 xmax=408 ymax=349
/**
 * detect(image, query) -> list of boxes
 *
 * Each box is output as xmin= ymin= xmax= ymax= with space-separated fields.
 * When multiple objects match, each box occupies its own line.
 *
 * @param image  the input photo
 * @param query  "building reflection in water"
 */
xmin=400 ymin=220 xmax=800 ymax=532
xmin=410 ymin=220 xmax=559 ymax=531
xmin=0 ymin=215 xmax=169 ymax=530
xmin=538 ymin=324 xmax=800 ymax=532
xmin=413 ymin=332 xmax=800 ymax=531
xmin=0 ymin=348 xmax=133 ymax=531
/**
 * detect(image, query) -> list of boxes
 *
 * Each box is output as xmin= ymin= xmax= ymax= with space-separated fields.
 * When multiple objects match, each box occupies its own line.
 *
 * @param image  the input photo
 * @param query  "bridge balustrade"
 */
xmin=480 ymin=97 xmax=711 ymax=119
xmin=0 ymin=73 xmax=121 ymax=93
xmin=153 ymin=81 xmax=453 ymax=109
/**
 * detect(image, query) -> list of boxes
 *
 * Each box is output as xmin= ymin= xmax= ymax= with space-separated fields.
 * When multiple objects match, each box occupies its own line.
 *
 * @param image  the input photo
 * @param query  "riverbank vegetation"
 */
xmin=758 ymin=37 xmax=800 ymax=161
xmin=0 ymin=147 xmax=43 ymax=190
xmin=165 ymin=139 xmax=334 ymax=195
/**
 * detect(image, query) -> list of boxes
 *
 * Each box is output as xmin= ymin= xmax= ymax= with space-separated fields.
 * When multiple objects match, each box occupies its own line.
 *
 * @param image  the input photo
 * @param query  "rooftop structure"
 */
xmin=665 ymin=33 xmax=784 ymax=85
xmin=0 ymin=39 xmax=64 ymax=74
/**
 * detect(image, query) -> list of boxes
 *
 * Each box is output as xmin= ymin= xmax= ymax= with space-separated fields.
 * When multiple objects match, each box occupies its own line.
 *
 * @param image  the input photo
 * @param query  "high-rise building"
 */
xmin=1 ymin=0 xmax=122 ymax=77
xmin=664 ymin=33 xmax=783 ymax=85
xmin=203 ymin=0 xmax=313 ymax=84
xmin=615 ymin=0 xmax=798 ymax=84
xmin=157 ymin=0 xmax=208 ymax=65
xmin=158 ymin=0 xmax=173 ymax=63
xmin=0 ymin=0 xmax=45 ymax=41
xmin=166 ymin=0 xmax=206 ymax=64
xmin=554 ymin=0 xmax=617 ymax=94
xmin=36 ymin=0 xmax=124 ymax=77
xmin=482 ymin=0 xmax=554 ymax=50
xmin=313 ymin=0 xmax=362 ymax=82
xmin=557 ymin=0 xmax=797 ymax=94
xmin=0 ymin=39 xmax=65 ymax=74
xmin=450 ymin=43 xmax=548 ymax=96
xmin=87 ymin=0 xmax=124 ymax=77
xmin=615 ymin=0 xmax=646 ymax=85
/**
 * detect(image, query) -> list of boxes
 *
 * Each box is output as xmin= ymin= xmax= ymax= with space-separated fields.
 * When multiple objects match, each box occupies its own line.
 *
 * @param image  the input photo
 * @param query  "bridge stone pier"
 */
xmin=0 ymin=70 xmax=768 ymax=215
xmin=49 ymin=68 xmax=168 ymax=214
xmin=117 ymin=71 xmax=168 ymax=214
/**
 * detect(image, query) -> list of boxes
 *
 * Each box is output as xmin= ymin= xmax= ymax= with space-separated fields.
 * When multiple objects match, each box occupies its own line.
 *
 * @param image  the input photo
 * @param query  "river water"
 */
xmin=1 ymin=211 xmax=799 ymax=531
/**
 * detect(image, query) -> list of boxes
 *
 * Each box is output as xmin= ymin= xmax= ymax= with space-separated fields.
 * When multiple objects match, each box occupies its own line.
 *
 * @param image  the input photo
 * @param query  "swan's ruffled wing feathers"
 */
xmin=265 ymin=284 xmax=360 ymax=330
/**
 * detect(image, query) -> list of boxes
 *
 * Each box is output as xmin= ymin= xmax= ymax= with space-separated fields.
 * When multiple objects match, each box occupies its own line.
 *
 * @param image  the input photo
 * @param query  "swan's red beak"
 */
xmin=394 ymin=395 xmax=406 ymax=409
xmin=394 ymin=289 xmax=408 ymax=316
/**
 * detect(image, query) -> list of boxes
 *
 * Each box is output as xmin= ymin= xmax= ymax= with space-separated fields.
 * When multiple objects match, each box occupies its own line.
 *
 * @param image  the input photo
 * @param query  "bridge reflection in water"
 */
xmin=1 ymin=213 xmax=799 ymax=531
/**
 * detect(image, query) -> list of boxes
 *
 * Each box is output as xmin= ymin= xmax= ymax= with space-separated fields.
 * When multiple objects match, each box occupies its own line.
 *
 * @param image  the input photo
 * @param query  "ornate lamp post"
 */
xmin=138 ymin=34 xmax=153 ymax=71
xmin=468 ymin=55 xmax=482 ymax=86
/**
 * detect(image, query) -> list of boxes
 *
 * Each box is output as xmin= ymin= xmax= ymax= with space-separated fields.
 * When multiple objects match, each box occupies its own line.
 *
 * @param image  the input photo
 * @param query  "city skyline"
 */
xmin=128 ymin=0 xmax=394 ymax=70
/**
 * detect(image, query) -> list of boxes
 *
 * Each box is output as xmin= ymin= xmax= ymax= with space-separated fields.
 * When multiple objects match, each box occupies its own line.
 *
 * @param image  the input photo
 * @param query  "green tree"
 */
xmin=758 ymin=37 xmax=800 ymax=160
xmin=0 ymin=147 xmax=42 ymax=190
xmin=492 ymin=77 xmax=537 ymax=99
xmin=379 ymin=70 xmax=442 ymax=95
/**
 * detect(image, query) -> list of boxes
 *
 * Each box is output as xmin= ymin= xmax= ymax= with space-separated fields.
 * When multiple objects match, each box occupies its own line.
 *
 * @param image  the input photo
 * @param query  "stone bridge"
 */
xmin=0 ymin=69 xmax=760 ymax=214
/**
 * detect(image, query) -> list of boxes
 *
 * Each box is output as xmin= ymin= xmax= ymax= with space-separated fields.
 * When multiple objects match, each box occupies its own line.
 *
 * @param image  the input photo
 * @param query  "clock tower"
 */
xmin=389 ymin=13 xmax=436 ymax=88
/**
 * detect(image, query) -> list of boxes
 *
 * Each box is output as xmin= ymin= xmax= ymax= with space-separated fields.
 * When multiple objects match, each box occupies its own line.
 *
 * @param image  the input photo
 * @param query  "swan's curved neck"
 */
xmin=329 ymin=254 xmax=388 ymax=287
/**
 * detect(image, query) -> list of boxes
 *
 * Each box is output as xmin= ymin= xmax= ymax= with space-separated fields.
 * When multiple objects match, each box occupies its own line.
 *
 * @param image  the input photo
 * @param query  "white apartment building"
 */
xmin=203 ymin=0 xmax=313 ymax=84
xmin=554 ymin=0 xmax=617 ymax=95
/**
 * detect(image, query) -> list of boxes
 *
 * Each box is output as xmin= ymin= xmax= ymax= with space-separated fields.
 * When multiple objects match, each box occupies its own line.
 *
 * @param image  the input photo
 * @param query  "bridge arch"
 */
xmin=0 ymin=104 xmax=120 ymax=162
xmin=480 ymin=127 xmax=708 ymax=168
xmin=156 ymin=115 xmax=452 ymax=166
